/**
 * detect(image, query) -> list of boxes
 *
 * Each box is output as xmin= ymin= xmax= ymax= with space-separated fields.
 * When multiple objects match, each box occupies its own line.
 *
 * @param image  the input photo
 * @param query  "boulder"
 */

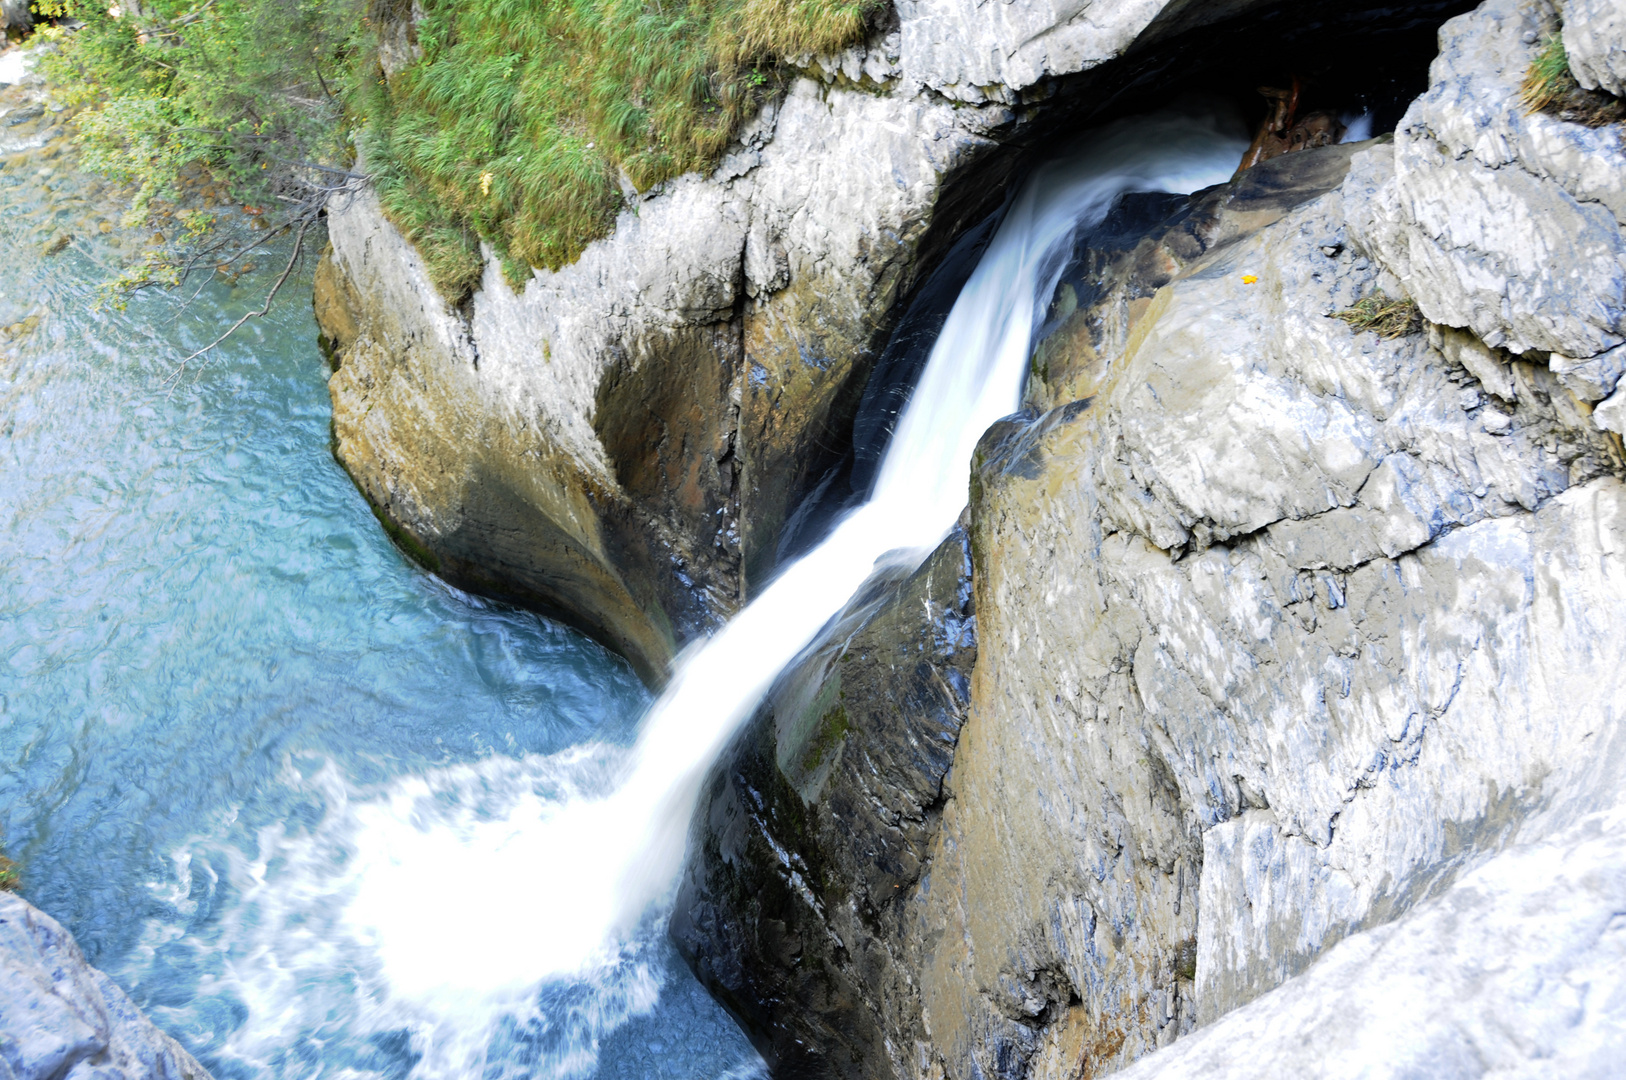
xmin=1344 ymin=0 xmax=1626 ymax=400
xmin=0 ymin=893 xmax=212 ymax=1080
xmin=1564 ymin=0 xmax=1626 ymax=98
xmin=1113 ymin=794 xmax=1626 ymax=1079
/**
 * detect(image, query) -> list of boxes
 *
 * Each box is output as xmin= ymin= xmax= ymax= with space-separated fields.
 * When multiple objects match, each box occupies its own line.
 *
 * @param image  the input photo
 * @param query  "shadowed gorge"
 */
xmin=4 ymin=0 xmax=1626 ymax=1078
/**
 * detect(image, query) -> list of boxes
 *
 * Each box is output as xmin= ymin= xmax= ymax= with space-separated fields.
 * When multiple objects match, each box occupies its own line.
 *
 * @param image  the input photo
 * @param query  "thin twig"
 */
xmin=164 ymin=213 xmax=312 ymax=392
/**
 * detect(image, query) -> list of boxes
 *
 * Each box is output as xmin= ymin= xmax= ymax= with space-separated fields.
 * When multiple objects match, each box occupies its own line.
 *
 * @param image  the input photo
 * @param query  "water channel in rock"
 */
xmin=0 ymin=66 xmax=763 ymax=1080
xmin=2 ymin=56 xmax=1246 ymax=1080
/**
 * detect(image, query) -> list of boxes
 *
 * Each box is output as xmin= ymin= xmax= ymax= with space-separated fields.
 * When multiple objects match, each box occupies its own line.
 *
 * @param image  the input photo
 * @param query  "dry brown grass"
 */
xmin=1521 ymin=31 xmax=1626 ymax=127
xmin=1333 ymin=292 xmax=1423 ymax=339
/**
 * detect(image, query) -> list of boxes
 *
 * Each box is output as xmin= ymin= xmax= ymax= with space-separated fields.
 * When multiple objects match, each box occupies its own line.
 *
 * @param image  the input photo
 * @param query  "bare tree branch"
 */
xmin=163 ymin=210 xmax=314 ymax=392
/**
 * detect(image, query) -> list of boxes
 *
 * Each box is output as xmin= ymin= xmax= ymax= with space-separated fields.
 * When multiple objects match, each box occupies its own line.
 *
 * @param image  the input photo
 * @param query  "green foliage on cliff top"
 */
xmin=41 ymin=0 xmax=365 ymax=220
xmin=366 ymin=0 xmax=884 ymax=298
xmin=43 ymin=0 xmax=884 ymax=303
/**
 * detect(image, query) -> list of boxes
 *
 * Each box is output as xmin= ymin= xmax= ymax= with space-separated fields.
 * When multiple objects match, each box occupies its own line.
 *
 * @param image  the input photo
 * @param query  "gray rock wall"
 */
xmin=316 ymin=0 xmax=1298 ymax=682
xmin=676 ymin=2 xmax=1626 ymax=1076
xmin=0 ymin=893 xmax=211 ymax=1080
xmin=1565 ymin=0 xmax=1626 ymax=97
xmin=1344 ymin=0 xmax=1626 ymax=398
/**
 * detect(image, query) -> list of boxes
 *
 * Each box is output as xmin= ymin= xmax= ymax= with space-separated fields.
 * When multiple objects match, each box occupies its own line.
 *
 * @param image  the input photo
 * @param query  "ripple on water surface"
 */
xmin=0 ymin=90 xmax=762 ymax=1080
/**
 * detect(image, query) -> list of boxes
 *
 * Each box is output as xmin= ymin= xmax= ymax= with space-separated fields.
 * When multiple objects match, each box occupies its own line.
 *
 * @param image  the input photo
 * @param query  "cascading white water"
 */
xmin=157 ymin=108 xmax=1249 ymax=1079
xmin=345 ymin=108 xmax=1247 ymax=996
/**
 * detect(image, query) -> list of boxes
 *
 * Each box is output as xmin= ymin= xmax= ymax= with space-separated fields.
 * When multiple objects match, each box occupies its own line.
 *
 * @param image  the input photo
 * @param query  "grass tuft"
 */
xmin=1521 ymin=30 xmax=1626 ymax=126
xmin=38 ymin=0 xmax=885 ymax=305
xmin=0 ymin=850 xmax=18 ymax=892
xmin=1333 ymin=291 xmax=1423 ymax=339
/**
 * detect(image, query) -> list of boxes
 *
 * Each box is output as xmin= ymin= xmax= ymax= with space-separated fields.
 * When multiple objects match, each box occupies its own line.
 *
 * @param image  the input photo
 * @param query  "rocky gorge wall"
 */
xmin=315 ymin=0 xmax=1626 ymax=1077
xmin=674 ymin=1 xmax=1626 ymax=1078
xmin=314 ymin=0 xmax=1456 ymax=683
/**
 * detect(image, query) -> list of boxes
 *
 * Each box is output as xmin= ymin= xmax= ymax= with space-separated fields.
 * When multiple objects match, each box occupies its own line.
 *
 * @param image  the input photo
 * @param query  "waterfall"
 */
xmin=347 ymin=105 xmax=1246 ymax=994
xmin=171 ymin=108 xmax=1249 ymax=1078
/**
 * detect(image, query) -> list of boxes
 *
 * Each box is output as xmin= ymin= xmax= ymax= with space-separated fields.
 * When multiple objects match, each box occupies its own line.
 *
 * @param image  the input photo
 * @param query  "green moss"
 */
xmin=1333 ymin=291 xmax=1422 ymax=339
xmin=0 ymin=849 xmax=18 ymax=892
xmin=803 ymin=702 xmax=850 ymax=771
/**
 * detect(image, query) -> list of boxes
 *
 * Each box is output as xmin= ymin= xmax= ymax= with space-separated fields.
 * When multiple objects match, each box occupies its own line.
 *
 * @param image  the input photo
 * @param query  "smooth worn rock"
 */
xmin=1114 ymin=794 xmax=1626 ymax=1079
xmin=673 ymin=527 xmax=977 ymax=1080
xmin=679 ymin=104 xmax=1626 ymax=1074
xmin=1344 ymin=0 xmax=1626 ymax=394
xmin=1564 ymin=0 xmax=1626 ymax=98
xmin=0 ymin=892 xmax=212 ymax=1080
xmin=318 ymin=0 xmax=1349 ymax=682
xmin=319 ymin=84 xmax=1016 ymax=682
xmin=917 ymin=179 xmax=1624 ymax=1079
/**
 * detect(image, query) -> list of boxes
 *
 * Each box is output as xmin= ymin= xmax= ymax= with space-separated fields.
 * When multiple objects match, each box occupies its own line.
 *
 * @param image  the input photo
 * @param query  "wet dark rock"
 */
xmin=672 ymin=526 xmax=976 ymax=1080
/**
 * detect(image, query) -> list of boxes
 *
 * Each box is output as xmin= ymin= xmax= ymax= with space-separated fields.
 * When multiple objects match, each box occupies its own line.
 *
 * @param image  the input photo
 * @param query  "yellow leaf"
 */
xmin=1242 ymin=274 xmax=1258 ymax=285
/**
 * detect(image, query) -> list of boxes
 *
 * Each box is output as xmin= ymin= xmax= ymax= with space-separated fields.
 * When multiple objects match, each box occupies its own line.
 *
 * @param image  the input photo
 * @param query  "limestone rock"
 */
xmin=673 ymin=527 xmax=977 ymax=1080
xmin=917 ymin=180 xmax=1625 ymax=1078
xmin=894 ymin=0 xmax=1170 ymax=103
xmin=1564 ymin=0 xmax=1626 ymax=98
xmin=1115 ymin=796 xmax=1626 ymax=1079
xmin=320 ymin=0 xmax=1275 ymax=680
xmin=1343 ymin=0 xmax=1626 ymax=395
xmin=319 ymin=80 xmax=1003 ymax=682
xmin=372 ymin=0 xmax=425 ymax=81
xmin=0 ymin=893 xmax=212 ymax=1080
xmin=678 ymin=121 xmax=1626 ymax=1074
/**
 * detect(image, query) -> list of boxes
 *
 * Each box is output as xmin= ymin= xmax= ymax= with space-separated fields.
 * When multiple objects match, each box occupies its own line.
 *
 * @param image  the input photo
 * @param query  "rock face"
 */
xmin=1344 ymin=0 xmax=1626 ymax=402
xmin=1113 ymin=794 xmax=1626 ymax=1078
xmin=315 ymin=0 xmax=1308 ymax=682
xmin=0 ymin=893 xmax=212 ymax=1080
xmin=1565 ymin=0 xmax=1626 ymax=97
xmin=675 ymin=2 xmax=1626 ymax=1077
xmin=673 ymin=527 xmax=977 ymax=1080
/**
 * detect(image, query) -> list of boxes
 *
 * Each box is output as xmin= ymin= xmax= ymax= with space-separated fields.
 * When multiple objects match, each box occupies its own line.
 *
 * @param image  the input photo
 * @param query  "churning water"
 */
xmin=2 ymin=101 xmax=1244 ymax=1080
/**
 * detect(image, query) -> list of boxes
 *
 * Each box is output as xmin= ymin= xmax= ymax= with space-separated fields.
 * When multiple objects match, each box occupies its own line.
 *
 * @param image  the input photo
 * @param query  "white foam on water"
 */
xmin=340 ymin=105 xmax=1248 ymax=1002
xmin=1340 ymin=109 xmax=1376 ymax=143
xmin=135 ymin=108 xmax=1249 ymax=1079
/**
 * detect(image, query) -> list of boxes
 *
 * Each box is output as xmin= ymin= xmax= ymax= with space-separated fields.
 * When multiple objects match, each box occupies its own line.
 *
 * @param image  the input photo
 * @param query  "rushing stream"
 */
xmin=1 ymin=60 xmax=1245 ymax=1080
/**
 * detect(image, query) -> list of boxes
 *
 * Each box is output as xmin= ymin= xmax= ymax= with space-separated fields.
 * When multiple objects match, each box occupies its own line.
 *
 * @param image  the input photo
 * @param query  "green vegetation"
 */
xmin=803 ymin=700 xmax=850 ymax=771
xmin=363 ymin=0 xmax=883 ymax=297
xmin=1520 ymin=28 xmax=1626 ymax=126
xmin=0 ymin=848 xmax=18 ymax=891
xmin=41 ymin=0 xmax=364 ymax=225
xmin=1333 ymin=291 xmax=1422 ymax=339
xmin=40 ymin=0 xmax=884 ymax=304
